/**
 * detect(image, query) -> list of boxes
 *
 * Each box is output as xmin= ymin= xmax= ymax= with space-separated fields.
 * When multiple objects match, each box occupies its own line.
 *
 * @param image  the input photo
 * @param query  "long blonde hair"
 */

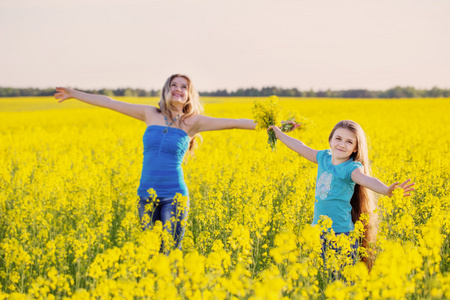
xmin=158 ymin=74 xmax=204 ymax=153
xmin=328 ymin=120 xmax=378 ymax=268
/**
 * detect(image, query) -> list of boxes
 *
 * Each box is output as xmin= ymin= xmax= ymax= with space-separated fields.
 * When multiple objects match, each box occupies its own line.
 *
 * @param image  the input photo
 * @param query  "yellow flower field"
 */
xmin=0 ymin=96 xmax=449 ymax=299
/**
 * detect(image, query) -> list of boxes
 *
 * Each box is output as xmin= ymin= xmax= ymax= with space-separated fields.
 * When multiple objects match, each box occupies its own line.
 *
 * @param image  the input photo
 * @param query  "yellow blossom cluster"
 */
xmin=0 ymin=96 xmax=449 ymax=299
xmin=252 ymin=95 xmax=283 ymax=151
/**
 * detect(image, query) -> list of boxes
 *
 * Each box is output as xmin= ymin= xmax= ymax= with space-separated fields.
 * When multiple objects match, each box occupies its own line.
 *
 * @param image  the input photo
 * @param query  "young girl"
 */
xmin=269 ymin=120 xmax=414 ymax=266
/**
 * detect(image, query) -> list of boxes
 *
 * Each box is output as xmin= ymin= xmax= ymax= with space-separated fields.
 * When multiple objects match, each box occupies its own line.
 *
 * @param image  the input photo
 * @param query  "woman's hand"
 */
xmin=280 ymin=121 xmax=301 ymax=132
xmin=54 ymin=87 xmax=74 ymax=103
xmin=387 ymin=179 xmax=415 ymax=197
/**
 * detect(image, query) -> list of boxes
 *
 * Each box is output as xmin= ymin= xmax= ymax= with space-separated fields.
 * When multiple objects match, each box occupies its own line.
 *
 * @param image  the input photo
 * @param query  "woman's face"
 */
xmin=170 ymin=77 xmax=189 ymax=105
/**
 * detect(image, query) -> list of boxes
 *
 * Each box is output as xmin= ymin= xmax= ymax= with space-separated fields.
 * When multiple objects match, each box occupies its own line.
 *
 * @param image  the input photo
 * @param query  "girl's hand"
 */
xmin=54 ymin=87 xmax=74 ymax=103
xmin=387 ymin=179 xmax=415 ymax=197
xmin=268 ymin=125 xmax=283 ymax=138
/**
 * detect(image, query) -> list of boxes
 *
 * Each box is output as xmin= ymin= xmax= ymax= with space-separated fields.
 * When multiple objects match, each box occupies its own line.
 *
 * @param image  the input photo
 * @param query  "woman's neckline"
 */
xmin=146 ymin=124 xmax=189 ymax=137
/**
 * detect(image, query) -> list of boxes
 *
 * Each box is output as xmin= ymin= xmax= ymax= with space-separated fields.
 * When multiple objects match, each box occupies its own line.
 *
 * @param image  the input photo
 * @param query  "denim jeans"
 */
xmin=138 ymin=196 xmax=189 ymax=251
xmin=321 ymin=232 xmax=358 ymax=281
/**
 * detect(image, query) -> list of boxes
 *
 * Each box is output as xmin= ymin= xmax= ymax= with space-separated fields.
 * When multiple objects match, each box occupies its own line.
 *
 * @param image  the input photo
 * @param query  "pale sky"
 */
xmin=0 ymin=0 xmax=449 ymax=91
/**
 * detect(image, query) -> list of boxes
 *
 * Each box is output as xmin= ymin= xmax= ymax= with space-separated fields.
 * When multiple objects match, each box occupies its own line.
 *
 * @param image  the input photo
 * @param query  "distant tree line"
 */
xmin=200 ymin=86 xmax=450 ymax=98
xmin=1 ymin=86 xmax=449 ymax=98
xmin=0 ymin=87 xmax=160 ymax=98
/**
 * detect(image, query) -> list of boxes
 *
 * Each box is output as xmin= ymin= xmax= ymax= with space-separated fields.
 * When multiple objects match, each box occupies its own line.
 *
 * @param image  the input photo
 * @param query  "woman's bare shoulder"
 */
xmin=182 ymin=114 xmax=204 ymax=135
xmin=191 ymin=114 xmax=212 ymax=122
xmin=188 ymin=114 xmax=202 ymax=122
xmin=142 ymin=105 xmax=161 ymax=123
xmin=145 ymin=105 xmax=161 ymax=115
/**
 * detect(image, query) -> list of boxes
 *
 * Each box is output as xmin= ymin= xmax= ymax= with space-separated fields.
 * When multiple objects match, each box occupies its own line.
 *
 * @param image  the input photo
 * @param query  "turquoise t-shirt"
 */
xmin=312 ymin=149 xmax=363 ymax=233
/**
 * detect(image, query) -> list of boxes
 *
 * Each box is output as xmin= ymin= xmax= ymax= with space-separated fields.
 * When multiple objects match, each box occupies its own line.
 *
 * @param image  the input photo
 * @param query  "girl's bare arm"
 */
xmin=351 ymin=168 xmax=415 ymax=196
xmin=269 ymin=125 xmax=318 ymax=163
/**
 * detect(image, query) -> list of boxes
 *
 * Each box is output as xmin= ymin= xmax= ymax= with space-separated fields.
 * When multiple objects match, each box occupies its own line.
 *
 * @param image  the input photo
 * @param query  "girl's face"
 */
xmin=330 ymin=128 xmax=358 ymax=161
xmin=170 ymin=77 xmax=189 ymax=105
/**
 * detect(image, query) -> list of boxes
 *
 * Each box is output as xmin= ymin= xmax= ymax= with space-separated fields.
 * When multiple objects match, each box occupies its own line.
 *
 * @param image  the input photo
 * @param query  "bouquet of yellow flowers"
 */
xmin=252 ymin=95 xmax=282 ymax=151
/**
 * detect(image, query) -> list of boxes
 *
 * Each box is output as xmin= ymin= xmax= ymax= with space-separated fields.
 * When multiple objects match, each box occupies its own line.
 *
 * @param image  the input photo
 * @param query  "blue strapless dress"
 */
xmin=137 ymin=125 xmax=190 ymax=198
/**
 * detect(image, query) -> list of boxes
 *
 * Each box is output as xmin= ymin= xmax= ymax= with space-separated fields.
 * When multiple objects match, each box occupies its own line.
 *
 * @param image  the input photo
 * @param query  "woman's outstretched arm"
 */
xmin=193 ymin=115 xmax=256 ymax=132
xmin=54 ymin=87 xmax=152 ymax=122
xmin=192 ymin=116 xmax=299 ymax=132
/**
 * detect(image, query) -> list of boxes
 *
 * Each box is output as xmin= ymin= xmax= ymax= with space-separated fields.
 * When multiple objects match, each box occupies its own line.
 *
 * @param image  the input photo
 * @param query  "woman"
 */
xmin=55 ymin=74 xmax=260 ymax=252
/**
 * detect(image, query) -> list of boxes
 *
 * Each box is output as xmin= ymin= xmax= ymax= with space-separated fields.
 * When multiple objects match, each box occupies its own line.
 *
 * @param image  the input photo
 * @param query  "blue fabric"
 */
xmin=138 ymin=196 xmax=189 ymax=251
xmin=321 ymin=232 xmax=359 ymax=281
xmin=137 ymin=125 xmax=190 ymax=198
xmin=321 ymin=232 xmax=358 ymax=264
xmin=312 ymin=149 xmax=363 ymax=233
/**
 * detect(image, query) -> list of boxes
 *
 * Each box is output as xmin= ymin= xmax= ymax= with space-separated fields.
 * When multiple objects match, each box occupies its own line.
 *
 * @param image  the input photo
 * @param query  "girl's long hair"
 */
xmin=328 ymin=120 xmax=378 ymax=269
xmin=158 ymin=74 xmax=204 ymax=154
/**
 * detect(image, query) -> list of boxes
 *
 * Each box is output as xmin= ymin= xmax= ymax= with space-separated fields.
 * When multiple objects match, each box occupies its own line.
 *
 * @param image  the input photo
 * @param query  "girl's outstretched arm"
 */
xmin=351 ymin=168 xmax=415 ymax=197
xmin=269 ymin=125 xmax=318 ymax=164
xmin=54 ymin=87 xmax=152 ymax=122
